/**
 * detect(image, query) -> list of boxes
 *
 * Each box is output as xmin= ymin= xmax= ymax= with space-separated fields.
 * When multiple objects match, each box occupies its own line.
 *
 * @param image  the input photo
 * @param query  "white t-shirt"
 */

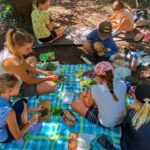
xmin=116 ymin=8 xmax=134 ymax=24
xmin=0 ymin=48 xmax=22 ymax=85
xmin=91 ymin=80 xmax=127 ymax=127
xmin=0 ymin=48 xmax=12 ymax=74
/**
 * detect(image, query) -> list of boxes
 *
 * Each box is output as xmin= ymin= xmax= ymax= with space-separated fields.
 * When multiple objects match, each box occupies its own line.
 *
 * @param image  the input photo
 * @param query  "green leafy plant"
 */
xmin=43 ymin=62 xmax=57 ymax=71
xmin=81 ymin=79 xmax=96 ymax=89
xmin=40 ymin=108 xmax=49 ymax=117
xmin=56 ymin=74 xmax=67 ymax=84
xmin=50 ymin=107 xmax=63 ymax=116
xmin=39 ymin=51 xmax=56 ymax=62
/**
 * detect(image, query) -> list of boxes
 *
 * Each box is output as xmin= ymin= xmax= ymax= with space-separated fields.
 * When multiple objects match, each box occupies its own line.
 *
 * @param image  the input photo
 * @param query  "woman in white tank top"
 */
xmin=1 ymin=28 xmax=58 ymax=97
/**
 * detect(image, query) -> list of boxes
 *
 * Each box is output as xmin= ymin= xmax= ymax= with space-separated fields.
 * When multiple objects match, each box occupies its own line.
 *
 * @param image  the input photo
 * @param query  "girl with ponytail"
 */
xmin=0 ymin=28 xmax=58 ymax=97
xmin=71 ymin=61 xmax=127 ymax=128
xmin=121 ymin=83 xmax=150 ymax=150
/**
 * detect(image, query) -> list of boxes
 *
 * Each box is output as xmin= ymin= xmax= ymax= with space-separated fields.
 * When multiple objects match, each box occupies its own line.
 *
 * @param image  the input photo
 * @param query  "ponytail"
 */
xmin=132 ymin=98 xmax=150 ymax=130
xmin=5 ymin=28 xmax=34 ymax=56
xmin=105 ymin=70 xmax=119 ymax=102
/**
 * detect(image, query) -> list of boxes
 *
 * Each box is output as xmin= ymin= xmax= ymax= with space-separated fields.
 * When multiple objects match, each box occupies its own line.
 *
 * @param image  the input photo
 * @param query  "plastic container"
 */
xmin=80 ymin=55 xmax=93 ymax=65
xmin=130 ymin=55 xmax=138 ymax=71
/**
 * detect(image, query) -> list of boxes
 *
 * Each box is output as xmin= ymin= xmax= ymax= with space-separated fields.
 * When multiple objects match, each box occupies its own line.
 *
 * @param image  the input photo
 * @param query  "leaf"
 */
xmin=50 ymin=107 xmax=63 ymax=116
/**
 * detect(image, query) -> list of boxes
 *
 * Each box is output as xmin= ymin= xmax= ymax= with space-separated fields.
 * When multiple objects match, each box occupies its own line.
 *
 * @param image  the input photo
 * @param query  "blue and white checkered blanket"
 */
xmin=0 ymin=64 xmax=132 ymax=150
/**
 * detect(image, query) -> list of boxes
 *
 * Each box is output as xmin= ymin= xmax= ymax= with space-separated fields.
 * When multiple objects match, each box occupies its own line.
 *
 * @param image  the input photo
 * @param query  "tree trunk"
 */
xmin=12 ymin=0 xmax=32 ymax=24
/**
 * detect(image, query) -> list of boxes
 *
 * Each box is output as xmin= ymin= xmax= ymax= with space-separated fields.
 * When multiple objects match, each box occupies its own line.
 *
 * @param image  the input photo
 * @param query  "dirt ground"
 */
xmin=1 ymin=0 xmax=150 ymax=64
xmin=33 ymin=0 xmax=150 ymax=64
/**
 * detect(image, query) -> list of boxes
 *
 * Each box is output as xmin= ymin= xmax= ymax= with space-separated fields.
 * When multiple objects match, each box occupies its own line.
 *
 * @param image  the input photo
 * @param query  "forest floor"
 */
xmin=0 ymin=0 xmax=150 ymax=64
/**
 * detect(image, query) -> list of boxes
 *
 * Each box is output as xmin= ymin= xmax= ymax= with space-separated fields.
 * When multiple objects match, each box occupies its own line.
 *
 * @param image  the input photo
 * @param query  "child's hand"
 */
xmin=52 ymin=22 xmax=61 ymax=28
xmin=79 ymin=92 xmax=88 ymax=101
xmin=41 ymin=70 xmax=50 ymax=75
xmin=36 ymin=104 xmax=43 ymax=111
xmin=42 ymin=71 xmax=55 ymax=76
xmin=30 ymin=114 xmax=40 ymax=124
xmin=47 ymin=74 xmax=59 ymax=81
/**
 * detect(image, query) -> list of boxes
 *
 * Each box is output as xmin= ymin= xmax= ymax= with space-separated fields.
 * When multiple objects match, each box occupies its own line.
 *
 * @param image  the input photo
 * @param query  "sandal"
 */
xmin=143 ymin=32 xmax=150 ymax=43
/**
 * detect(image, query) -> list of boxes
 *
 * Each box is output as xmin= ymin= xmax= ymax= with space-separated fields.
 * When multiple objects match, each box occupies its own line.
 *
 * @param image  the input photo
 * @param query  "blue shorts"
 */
xmin=2 ymin=98 xmax=28 ymax=143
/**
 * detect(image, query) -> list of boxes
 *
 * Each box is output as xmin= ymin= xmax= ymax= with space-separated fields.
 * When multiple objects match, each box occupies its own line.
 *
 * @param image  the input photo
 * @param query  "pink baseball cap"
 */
xmin=94 ymin=61 xmax=114 ymax=76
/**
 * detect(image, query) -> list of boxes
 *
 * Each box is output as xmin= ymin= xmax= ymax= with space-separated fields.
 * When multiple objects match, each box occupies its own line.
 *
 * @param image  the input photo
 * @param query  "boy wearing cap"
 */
xmin=83 ymin=21 xmax=118 ymax=64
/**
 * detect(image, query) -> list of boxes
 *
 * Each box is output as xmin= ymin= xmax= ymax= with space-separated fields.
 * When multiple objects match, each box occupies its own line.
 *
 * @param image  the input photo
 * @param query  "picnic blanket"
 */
xmin=0 ymin=64 xmax=134 ymax=150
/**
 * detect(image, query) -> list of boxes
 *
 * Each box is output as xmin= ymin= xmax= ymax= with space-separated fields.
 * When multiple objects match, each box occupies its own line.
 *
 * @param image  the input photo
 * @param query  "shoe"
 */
xmin=134 ymin=32 xmax=144 ymax=41
xmin=143 ymin=32 xmax=150 ymax=43
xmin=37 ymin=39 xmax=43 ymax=45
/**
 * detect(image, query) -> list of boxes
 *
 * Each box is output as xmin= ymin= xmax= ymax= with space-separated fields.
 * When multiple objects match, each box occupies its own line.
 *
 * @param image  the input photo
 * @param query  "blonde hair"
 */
xmin=132 ymin=98 xmax=150 ymax=130
xmin=113 ymin=0 xmax=132 ymax=11
xmin=5 ymin=28 xmax=34 ymax=56
xmin=99 ymin=70 xmax=119 ymax=102
xmin=0 ymin=73 xmax=19 ymax=95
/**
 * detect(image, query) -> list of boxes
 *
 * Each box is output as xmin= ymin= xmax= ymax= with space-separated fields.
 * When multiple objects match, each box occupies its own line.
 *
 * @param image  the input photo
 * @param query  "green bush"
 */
xmin=0 ymin=0 xmax=24 ymax=29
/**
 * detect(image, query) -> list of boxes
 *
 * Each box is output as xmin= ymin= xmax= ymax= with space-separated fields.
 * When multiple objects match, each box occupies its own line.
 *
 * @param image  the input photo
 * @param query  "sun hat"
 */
xmin=94 ymin=61 xmax=114 ymax=76
xmin=99 ymin=21 xmax=112 ymax=39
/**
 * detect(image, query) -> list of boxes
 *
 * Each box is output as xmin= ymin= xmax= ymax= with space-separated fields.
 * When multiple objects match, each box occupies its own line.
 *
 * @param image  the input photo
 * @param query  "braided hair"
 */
xmin=105 ymin=70 xmax=119 ymax=102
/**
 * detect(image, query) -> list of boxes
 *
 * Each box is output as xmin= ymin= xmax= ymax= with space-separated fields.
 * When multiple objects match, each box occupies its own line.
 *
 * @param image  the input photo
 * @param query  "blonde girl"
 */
xmin=0 ymin=28 xmax=58 ymax=97
xmin=121 ymin=83 xmax=150 ymax=150
xmin=0 ymin=73 xmax=41 ymax=143
xmin=71 ymin=61 xmax=127 ymax=128
xmin=108 ymin=0 xmax=134 ymax=36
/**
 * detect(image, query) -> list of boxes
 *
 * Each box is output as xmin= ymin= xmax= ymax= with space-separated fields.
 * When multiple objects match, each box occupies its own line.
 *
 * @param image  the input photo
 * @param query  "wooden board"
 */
xmin=68 ymin=133 xmax=78 ymax=150
xmin=38 ymin=100 xmax=51 ymax=122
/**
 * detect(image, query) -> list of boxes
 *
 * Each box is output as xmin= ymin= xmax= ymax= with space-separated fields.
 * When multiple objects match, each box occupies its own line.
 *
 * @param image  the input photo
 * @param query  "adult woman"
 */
xmin=0 ymin=28 xmax=58 ymax=97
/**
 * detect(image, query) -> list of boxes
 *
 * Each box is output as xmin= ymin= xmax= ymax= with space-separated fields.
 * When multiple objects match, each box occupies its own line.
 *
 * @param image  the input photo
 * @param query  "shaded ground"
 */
xmin=33 ymin=0 xmax=150 ymax=64
xmin=0 ymin=0 xmax=150 ymax=64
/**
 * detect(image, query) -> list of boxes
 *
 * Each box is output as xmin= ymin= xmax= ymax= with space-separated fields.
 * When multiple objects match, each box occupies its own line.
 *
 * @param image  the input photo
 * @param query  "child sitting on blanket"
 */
xmin=31 ymin=0 xmax=64 ymax=43
xmin=71 ymin=61 xmax=127 ymax=128
xmin=121 ymin=83 xmax=150 ymax=150
xmin=100 ymin=83 xmax=150 ymax=150
xmin=83 ymin=21 xmax=118 ymax=64
xmin=0 ymin=73 xmax=42 ymax=143
xmin=108 ymin=0 xmax=134 ymax=36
